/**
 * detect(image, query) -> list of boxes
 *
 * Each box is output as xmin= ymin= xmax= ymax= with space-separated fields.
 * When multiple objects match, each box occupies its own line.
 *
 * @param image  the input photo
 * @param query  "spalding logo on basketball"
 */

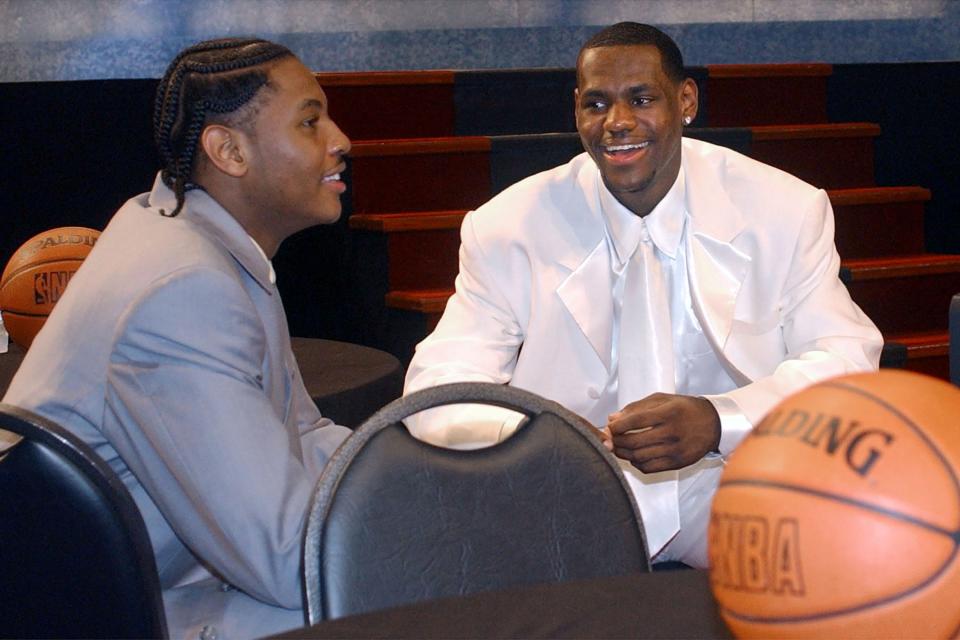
xmin=0 ymin=226 xmax=101 ymax=348
xmin=708 ymin=369 xmax=960 ymax=638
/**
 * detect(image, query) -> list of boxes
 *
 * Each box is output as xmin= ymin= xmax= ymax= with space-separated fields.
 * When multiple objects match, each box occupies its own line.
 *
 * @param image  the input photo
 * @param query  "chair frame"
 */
xmin=301 ymin=382 xmax=648 ymax=624
xmin=0 ymin=402 xmax=168 ymax=638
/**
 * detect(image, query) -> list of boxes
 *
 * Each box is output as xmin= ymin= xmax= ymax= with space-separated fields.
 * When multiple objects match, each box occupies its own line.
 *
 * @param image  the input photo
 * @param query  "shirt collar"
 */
xmin=600 ymin=165 xmax=687 ymax=266
xmin=247 ymin=235 xmax=276 ymax=285
xmin=146 ymin=173 xmax=275 ymax=293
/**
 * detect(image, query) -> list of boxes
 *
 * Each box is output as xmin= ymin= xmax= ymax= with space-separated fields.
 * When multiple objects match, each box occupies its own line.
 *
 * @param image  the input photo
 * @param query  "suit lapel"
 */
xmin=557 ymin=239 xmax=615 ymax=373
xmin=555 ymin=167 xmax=615 ymax=374
xmin=549 ymin=145 xmax=754 ymax=377
xmin=682 ymin=144 xmax=751 ymax=353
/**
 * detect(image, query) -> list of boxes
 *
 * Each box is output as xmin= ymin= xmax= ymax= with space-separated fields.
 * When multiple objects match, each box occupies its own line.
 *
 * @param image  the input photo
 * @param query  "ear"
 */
xmin=573 ymin=87 xmax=581 ymax=128
xmin=679 ymin=78 xmax=699 ymax=123
xmin=199 ymin=124 xmax=248 ymax=178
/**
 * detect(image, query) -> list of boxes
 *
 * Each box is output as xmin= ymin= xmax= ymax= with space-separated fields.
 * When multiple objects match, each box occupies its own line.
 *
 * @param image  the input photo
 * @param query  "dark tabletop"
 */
xmin=273 ymin=569 xmax=732 ymax=639
xmin=0 ymin=338 xmax=403 ymax=429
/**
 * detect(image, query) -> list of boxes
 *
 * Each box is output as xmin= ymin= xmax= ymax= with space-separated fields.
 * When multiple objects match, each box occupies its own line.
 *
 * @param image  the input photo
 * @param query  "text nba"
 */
xmin=33 ymin=270 xmax=77 ymax=305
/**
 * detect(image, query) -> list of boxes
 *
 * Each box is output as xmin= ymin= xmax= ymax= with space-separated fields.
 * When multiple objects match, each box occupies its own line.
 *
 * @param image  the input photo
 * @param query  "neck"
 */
xmin=197 ymin=174 xmax=282 ymax=258
xmin=606 ymin=177 xmax=672 ymax=218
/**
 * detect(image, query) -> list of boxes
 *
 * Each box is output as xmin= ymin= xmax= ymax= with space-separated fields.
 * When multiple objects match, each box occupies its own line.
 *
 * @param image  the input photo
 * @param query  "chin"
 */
xmin=317 ymin=208 xmax=342 ymax=225
xmin=605 ymin=175 xmax=655 ymax=197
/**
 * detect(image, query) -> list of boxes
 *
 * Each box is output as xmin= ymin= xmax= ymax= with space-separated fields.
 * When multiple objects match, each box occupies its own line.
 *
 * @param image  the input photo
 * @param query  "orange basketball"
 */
xmin=709 ymin=370 xmax=960 ymax=639
xmin=0 ymin=226 xmax=100 ymax=348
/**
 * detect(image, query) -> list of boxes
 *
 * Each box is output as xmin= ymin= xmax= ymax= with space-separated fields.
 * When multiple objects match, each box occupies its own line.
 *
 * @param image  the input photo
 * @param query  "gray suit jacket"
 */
xmin=3 ymin=175 xmax=350 ymax=639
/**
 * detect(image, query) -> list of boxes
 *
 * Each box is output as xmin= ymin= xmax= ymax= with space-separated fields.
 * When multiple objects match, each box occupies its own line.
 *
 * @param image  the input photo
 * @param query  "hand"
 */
xmin=604 ymin=393 xmax=720 ymax=473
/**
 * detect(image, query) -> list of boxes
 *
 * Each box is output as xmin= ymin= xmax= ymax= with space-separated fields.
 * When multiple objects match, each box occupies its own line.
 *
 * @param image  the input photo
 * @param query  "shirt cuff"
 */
xmin=702 ymin=394 xmax=753 ymax=457
xmin=404 ymin=404 xmax=526 ymax=450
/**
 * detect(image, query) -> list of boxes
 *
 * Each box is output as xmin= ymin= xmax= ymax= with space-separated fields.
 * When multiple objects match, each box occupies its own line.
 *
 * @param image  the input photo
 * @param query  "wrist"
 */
xmin=697 ymin=396 xmax=722 ymax=452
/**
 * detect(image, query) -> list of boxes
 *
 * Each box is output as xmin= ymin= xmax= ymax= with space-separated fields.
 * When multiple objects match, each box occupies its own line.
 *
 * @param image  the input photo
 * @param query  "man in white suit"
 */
xmin=4 ymin=39 xmax=351 ymax=638
xmin=404 ymin=22 xmax=882 ymax=567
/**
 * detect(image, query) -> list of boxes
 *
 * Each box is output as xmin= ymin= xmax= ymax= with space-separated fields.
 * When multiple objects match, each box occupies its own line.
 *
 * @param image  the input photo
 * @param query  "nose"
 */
xmin=328 ymin=120 xmax=351 ymax=157
xmin=604 ymin=100 xmax=635 ymax=133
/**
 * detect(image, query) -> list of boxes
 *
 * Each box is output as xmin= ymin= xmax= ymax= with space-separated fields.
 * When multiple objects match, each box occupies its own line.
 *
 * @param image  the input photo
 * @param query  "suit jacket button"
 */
xmin=587 ymin=386 xmax=601 ymax=399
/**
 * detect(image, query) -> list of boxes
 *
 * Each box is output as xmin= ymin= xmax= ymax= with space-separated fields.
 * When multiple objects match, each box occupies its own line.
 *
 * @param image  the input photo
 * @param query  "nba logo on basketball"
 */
xmin=708 ymin=513 xmax=804 ymax=596
xmin=33 ymin=270 xmax=76 ymax=305
xmin=0 ymin=226 xmax=101 ymax=348
xmin=709 ymin=370 xmax=960 ymax=639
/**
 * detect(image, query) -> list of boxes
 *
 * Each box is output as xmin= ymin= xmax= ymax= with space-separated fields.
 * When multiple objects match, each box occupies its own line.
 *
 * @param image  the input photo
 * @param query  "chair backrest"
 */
xmin=951 ymin=293 xmax=960 ymax=386
xmin=0 ymin=403 xmax=167 ymax=639
xmin=302 ymin=382 xmax=650 ymax=623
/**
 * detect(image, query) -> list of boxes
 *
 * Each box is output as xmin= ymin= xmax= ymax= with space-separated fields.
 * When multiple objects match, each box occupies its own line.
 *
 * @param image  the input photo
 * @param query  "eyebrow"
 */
xmin=298 ymin=98 xmax=325 ymax=111
xmin=626 ymin=84 xmax=659 ymax=94
xmin=580 ymin=83 xmax=657 ymax=98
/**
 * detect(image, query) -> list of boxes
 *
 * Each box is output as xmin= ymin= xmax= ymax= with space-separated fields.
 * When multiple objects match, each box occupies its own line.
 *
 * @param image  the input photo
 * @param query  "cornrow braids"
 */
xmin=153 ymin=38 xmax=295 ymax=217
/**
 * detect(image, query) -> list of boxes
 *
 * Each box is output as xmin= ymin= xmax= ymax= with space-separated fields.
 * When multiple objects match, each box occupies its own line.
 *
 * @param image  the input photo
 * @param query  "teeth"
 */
xmin=323 ymin=173 xmax=341 ymax=182
xmin=605 ymin=142 xmax=649 ymax=152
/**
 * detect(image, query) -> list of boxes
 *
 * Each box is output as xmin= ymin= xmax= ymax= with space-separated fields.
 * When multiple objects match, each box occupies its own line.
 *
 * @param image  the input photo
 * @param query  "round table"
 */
xmin=0 ymin=338 xmax=403 ymax=429
xmin=272 ymin=569 xmax=732 ymax=639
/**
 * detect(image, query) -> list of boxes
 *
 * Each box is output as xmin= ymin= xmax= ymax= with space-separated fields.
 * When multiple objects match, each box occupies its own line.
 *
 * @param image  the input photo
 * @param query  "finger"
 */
xmin=609 ymin=394 xmax=673 ymax=425
xmin=596 ymin=426 xmax=615 ymax=451
xmin=619 ymin=393 xmax=674 ymax=414
xmin=592 ymin=427 xmax=613 ymax=451
xmin=626 ymin=401 xmax=675 ymax=426
xmin=607 ymin=413 xmax=664 ymax=436
xmin=632 ymin=456 xmax=680 ymax=474
xmin=611 ymin=426 xmax=677 ymax=451
xmin=613 ymin=442 xmax=676 ymax=465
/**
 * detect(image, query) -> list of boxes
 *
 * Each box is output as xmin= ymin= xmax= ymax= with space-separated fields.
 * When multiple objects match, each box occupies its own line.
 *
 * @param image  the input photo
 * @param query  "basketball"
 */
xmin=0 ymin=227 xmax=100 ymax=348
xmin=708 ymin=370 xmax=960 ymax=638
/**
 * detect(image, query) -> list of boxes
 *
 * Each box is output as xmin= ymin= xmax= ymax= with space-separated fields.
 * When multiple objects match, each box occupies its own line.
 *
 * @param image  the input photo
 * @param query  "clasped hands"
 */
xmin=598 ymin=393 xmax=721 ymax=473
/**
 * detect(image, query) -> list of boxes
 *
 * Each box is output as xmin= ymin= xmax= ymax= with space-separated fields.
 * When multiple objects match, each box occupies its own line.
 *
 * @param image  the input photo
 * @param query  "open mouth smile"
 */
xmin=321 ymin=165 xmax=348 ymax=194
xmin=601 ymin=141 xmax=651 ymax=164
xmin=604 ymin=142 xmax=650 ymax=153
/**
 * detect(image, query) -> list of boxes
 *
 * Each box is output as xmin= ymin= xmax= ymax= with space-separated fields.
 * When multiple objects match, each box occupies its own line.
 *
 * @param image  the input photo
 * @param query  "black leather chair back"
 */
xmin=0 ymin=403 xmax=167 ymax=638
xmin=302 ymin=382 xmax=650 ymax=623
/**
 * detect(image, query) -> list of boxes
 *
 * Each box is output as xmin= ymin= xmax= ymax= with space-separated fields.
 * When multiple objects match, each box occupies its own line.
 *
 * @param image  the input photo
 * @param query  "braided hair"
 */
xmin=578 ymin=22 xmax=686 ymax=85
xmin=153 ymin=38 xmax=294 ymax=217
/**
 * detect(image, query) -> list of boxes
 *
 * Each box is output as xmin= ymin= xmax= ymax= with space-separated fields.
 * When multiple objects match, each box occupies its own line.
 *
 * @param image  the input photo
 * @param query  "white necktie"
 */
xmin=616 ymin=221 xmax=680 ymax=556
xmin=618 ymin=223 xmax=675 ymax=405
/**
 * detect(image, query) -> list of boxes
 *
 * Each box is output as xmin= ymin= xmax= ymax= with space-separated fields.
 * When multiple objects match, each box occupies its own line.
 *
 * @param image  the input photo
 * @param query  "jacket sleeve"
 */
xmin=102 ymin=266 xmax=348 ymax=609
xmin=710 ymin=189 xmax=883 ymax=453
xmin=403 ymin=211 xmax=528 ymax=446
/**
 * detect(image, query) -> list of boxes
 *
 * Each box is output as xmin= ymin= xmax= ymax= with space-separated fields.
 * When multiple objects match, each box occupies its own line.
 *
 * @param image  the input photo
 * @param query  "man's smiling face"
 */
xmin=575 ymin=44 xmax=697 ymax=217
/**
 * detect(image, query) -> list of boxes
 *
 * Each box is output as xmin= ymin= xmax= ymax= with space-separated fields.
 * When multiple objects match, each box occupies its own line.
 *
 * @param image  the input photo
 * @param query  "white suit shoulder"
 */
xmin=681 ymin=137 xmax=826 ymax=223
xmin=463 ymin=152 xmax=604 ymax=256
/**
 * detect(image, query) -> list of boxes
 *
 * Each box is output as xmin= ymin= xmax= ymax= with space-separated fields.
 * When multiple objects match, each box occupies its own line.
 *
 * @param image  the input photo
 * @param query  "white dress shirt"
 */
xmin=599 ymin=167 xmax=740 ymax=429
xmin=597 ymin=168 xmax=739 ymax=561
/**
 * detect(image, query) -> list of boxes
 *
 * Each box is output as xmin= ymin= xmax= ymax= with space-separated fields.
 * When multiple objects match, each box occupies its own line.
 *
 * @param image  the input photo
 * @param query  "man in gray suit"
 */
xmin=3 ymin=38 xmax=352 ymax=639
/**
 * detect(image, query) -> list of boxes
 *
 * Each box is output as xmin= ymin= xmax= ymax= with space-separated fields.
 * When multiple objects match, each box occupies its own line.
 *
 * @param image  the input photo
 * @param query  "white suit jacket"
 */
xmin=4 ymin=175 xmax=350 ymax=639
xmin=405 ymin=138 xmax=882 ymax=553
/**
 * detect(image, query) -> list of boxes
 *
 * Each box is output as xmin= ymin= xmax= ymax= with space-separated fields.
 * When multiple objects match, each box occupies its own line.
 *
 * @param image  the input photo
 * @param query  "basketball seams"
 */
xmin=1 ymin=227 xmax=100 ymax=347
xmin=821 ymin=379 xmax=960 ymax=522
xmin=717 ymin=378 xmax=960 ymax=627
xmin=0 ymin=310 xmax=53 ymax=320
xmin=721 ymin=559 xmax=957 ymax=626
xmin=0 ymin=257 xmax=86 ymax=289
xmin=717 ymin=478 xmax=959 ymax=541
xmin=718 ymin=479 xmax=960 ymax=625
